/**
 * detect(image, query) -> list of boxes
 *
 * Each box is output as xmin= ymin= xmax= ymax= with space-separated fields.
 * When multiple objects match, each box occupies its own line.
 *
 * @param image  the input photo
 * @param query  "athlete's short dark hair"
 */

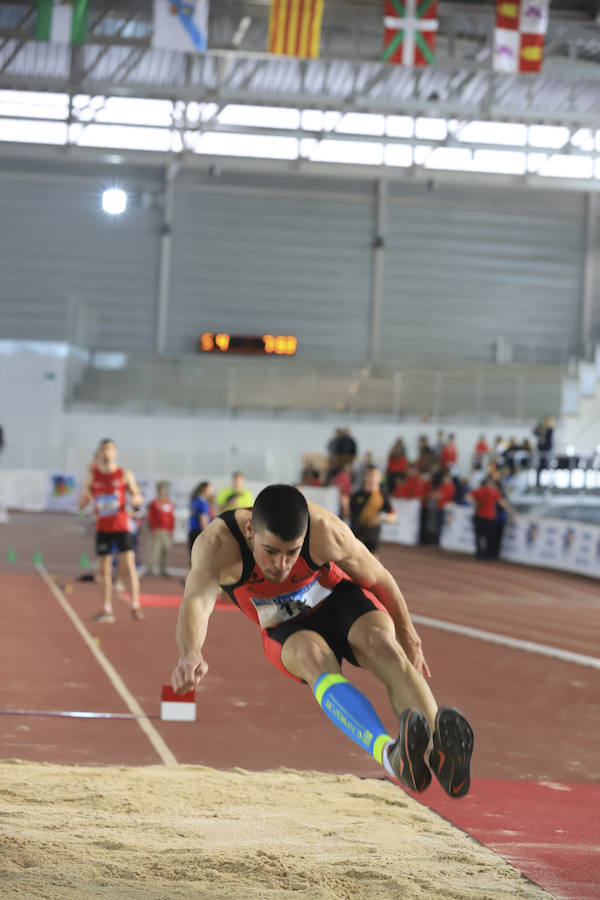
xmin=252 ymin=484 xmax=308 ymax=542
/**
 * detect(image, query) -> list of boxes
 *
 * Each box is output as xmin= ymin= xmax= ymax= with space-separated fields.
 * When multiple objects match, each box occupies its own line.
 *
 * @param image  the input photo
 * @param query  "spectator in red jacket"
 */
xmin=393 ymin=465 xmax=421 ymax=498
xmin=329 ymin=461 xmax=353 ymax=520
xmin=467 ymin=478 xmax=514 ymax=560
xmin=472 ymin=435 xmax=489 ymax=468
xmin=147 ymin=481 xmax=176 ymax=576
xmin=386 ymin=438 xmax=408 ymax=493
xmin=432 ymin=472 xmax=456 ymax=544
xmin=440 ymin=434 xmax=458 ymax=472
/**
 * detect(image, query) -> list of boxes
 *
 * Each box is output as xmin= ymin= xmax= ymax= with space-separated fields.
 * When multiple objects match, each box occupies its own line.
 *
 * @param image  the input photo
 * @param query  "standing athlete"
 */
xmin=172 ymin=484 xmax=473 ymax=796
xmin=79 ymin=439 xmax=144 ymax=623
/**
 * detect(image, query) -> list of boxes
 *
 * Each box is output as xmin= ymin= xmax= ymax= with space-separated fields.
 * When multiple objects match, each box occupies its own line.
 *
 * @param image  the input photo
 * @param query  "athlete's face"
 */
xmin=97 ymin=441 xmax=116 ymax=467
xmin=249 ymin=526 xmax=306 ymax=582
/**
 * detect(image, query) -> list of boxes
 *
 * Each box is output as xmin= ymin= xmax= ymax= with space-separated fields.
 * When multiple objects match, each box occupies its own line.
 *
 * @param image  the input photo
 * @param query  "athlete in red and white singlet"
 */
xmin=79 ymin=439 xmax=144 ymax=624
xmin=171 ymin=485 xmax=474 ymax=798
xmin=89 ymin=464 xmax=130 ymax=533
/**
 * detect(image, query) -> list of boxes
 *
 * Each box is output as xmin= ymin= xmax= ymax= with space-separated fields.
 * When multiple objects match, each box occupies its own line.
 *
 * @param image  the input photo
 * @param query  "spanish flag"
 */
xmin=268 ymin=0 xmax=324 ymax=58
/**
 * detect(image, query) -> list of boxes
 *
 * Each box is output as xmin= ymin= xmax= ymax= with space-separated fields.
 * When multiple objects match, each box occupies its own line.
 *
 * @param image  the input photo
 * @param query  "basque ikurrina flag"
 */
xmin=383 ymin=0 xmax=438 ymax=67
xmin=268 ymin=0 xmax=324 ymax=59
xmin=493 ymin=1 xmax=550 ymax=74
xmin=35 ymin=0 xmax=89 ymax=45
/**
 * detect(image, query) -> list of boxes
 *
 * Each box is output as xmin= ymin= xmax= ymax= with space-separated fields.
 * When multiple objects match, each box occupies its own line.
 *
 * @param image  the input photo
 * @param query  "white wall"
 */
xmin=59 ymin=409 xmax=533 ymax=483
xmin=0 ymin=344 xmax=69 ymax=457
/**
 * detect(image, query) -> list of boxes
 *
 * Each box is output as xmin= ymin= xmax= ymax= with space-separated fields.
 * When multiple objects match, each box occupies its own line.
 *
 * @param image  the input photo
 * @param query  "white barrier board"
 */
xmin=440 ymin=503 xmax=600 ymax=580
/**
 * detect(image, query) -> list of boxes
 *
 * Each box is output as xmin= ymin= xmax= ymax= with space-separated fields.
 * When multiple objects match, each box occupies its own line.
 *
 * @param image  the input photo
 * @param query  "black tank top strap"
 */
xmin=300 ymin=513 xmax=320 ymax=571
xmin=218 ymin=510 xmax=255 ymax=586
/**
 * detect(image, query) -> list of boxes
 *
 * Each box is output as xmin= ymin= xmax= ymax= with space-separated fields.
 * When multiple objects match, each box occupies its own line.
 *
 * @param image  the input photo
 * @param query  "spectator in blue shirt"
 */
xmin=188 ymin=481 xmax=213 ymax=559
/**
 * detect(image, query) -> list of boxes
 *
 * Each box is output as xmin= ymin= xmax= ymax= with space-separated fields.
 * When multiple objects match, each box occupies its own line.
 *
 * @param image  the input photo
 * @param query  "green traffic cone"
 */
xmin=6 ymin=548 xmax=17 ymax=563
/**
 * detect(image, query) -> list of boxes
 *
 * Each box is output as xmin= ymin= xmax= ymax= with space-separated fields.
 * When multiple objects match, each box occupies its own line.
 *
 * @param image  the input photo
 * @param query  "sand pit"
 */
xmin=1 ymin=760 xmax=550 ymax=899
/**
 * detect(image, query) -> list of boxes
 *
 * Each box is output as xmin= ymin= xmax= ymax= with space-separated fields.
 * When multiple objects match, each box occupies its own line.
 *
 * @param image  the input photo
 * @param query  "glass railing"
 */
xmin=69 ymin=354 xmax=565 ymax=422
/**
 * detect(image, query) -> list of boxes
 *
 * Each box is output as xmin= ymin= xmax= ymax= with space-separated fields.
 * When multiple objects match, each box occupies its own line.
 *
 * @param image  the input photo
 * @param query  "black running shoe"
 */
xmin=429 ymin=707 xmax=474 ymax=798
xmin=386 ymin=708 xmax=432 ymax=793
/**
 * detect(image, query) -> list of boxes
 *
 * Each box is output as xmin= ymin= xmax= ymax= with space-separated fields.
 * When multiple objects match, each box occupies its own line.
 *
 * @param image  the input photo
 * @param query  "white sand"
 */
xmin=0 ymin=760 xmax=551 ymax=899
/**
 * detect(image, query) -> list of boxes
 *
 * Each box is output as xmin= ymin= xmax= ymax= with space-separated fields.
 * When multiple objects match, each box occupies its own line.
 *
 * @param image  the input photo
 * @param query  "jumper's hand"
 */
xmin=171 ymin=654 xmax=208 ymax=693
xmin=403 ymin=635 xmax=432 ymax=679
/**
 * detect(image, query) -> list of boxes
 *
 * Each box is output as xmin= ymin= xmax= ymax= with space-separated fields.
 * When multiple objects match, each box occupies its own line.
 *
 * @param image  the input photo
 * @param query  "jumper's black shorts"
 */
xmin=95 ymin=530 xmax=134 ymax=556
xmin=264 ymin=579 xmax=388 ymax=680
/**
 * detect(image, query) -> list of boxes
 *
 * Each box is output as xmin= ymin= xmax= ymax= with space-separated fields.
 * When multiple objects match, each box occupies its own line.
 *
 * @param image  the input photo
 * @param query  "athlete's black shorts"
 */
xmin=95 ymin=530 xmax=134 ymax=556
xmin=266 ymin=579 xmax=383 ymax=668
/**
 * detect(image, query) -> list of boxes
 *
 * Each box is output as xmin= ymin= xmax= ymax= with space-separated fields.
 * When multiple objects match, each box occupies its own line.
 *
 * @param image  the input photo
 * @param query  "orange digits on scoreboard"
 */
xmin=262 ymin=334 xmax=297 ymax=355
xmin=200 ymin=332 xmax=214 ymax=351
xmin=215 ymin=333 xmax=230 ymax=351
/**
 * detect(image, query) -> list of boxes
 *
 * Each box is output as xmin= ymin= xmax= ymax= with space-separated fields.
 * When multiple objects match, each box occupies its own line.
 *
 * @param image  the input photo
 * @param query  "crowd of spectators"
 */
xmin=299 ymin=425 xmax=555 ymax=560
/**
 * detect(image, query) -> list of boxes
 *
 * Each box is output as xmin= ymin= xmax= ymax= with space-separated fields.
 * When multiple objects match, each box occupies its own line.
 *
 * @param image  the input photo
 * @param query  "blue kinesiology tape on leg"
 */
xmin=313 ymin=673 xmax=391 ymax=764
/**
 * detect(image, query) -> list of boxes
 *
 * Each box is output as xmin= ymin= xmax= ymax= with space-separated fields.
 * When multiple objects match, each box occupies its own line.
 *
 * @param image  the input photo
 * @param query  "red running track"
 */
xmin=1 ymin=529 xmax=599 ymax=899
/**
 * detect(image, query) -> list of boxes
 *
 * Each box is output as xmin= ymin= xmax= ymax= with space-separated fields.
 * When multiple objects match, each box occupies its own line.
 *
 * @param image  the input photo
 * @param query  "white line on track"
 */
xmin=36 ymin=563 xmax=178 ymax=765
xmin=412 ymin=614 xmax=600 ymax=670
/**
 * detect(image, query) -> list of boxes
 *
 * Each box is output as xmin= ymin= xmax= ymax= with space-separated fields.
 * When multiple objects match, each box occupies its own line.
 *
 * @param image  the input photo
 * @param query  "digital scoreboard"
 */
xmin=199 ymin=333 xmax=298 ymax=356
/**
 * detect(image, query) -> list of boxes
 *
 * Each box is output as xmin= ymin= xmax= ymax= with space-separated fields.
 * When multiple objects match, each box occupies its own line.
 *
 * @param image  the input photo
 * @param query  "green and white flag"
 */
xmin=35 ymin=0 xmax=89 ymax=45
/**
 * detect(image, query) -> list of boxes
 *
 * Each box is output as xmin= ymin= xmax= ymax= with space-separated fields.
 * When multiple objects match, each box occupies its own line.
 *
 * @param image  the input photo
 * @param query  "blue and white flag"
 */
xmin=152 ymin=1 xmax=209 ymax=53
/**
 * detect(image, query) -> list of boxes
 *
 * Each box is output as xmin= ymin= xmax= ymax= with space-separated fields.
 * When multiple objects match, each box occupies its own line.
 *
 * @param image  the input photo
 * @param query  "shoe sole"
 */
xmin=429 ymin=707 xmax=474 ymax=798
xmin=388 ymin=708 xmax=432 ymax=793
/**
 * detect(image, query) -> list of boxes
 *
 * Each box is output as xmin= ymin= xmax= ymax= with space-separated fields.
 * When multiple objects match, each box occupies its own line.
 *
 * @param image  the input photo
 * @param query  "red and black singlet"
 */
xmin=219 ymin=510 xmax=347 ymax=630
xmin=90 ymin=465 xmax=130 ymax=532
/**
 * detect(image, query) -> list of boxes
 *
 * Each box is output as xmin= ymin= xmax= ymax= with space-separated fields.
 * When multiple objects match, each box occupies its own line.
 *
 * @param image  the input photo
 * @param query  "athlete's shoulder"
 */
xmin=193 ymin=516 xmax=242 ymax=569
xmin=307 ymin=501 xmax=353 ymax=563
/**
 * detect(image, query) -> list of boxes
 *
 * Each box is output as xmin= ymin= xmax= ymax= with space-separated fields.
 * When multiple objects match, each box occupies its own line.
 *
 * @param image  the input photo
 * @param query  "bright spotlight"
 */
xmin=102 ymin=188 xmax=127 ymax=215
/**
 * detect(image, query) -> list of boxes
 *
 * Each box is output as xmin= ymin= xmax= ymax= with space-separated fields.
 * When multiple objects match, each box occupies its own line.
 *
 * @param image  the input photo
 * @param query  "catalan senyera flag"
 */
xmin=493 ymin=0 xmax=550 ymax=74
xmin=268 ymin=0 xmax=324 ymax=59
xmin=382 ymin=0 xmax=438 ymax=67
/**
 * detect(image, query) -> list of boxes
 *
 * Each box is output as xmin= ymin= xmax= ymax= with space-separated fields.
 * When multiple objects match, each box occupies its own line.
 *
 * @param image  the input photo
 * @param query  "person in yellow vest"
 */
xmin=350 ymin=465 xmax=396 ymax=557
xmin=216 ymin=472 xmax=254 ymax=513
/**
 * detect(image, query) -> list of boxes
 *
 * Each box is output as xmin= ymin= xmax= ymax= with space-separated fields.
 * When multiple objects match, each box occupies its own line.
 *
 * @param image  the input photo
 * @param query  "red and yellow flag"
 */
xmin=493 ymin=0 xmax=549 ymax=74
xmin=268 ymin=0 xmax=324 ymax=58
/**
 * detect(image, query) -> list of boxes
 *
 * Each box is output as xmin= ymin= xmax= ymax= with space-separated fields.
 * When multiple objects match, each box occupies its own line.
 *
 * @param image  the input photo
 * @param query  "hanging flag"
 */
xmin=35 ymin=0 xmax=89 ymax=45
xmin=382 ymin=0 xmax=438 ymax=67
xmin=268 ymin=0 xmax=324 ymax=59
xmin=152 ymin=1 xmax=209 ymax=54
xmin=493 ymin=1 xmax=550 ymax=74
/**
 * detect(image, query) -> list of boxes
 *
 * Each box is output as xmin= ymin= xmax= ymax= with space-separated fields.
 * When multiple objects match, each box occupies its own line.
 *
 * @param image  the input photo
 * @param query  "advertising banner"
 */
xmin=45 ymin=473 xmax=82 ymax=512
xmin=439 ymin=504 xmax=474 ymax=554
xmin=380 ymin=499 xmax=421 ymax=546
